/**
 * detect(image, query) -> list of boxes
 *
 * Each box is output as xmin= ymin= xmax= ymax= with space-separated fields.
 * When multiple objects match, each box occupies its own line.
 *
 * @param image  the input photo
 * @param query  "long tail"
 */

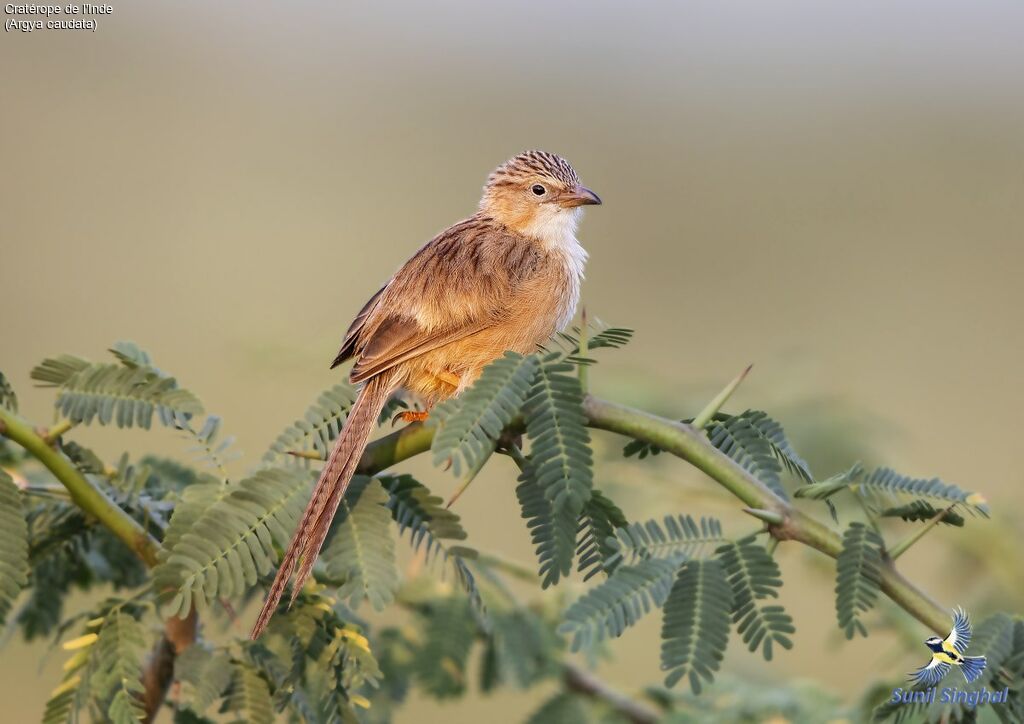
xmin=250 ymin=371 xmax=397 ymax=638
xmin=960 ymin=655 xmax=987 ymax=684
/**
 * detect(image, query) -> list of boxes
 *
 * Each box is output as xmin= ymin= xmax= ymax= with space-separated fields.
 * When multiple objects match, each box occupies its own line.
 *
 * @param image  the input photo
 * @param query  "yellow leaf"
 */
xmin=350 ymin=694 xmax=371 ymax=709
xmin=62 ymin=650 xmax=90 ymax=672
xmin=339 ymin=628 xmax=371 ymax=652
xmin=62 ymin=633 xmax=98 ymax=651
xmin=49 ymin=675 xmax=82 ymax=698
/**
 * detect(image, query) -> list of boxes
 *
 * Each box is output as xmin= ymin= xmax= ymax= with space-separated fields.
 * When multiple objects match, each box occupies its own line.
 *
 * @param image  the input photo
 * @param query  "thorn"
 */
xmin=445 ymin=485 xmax=465 ymax=509
xmin=287 ymin=449 xmax=325 ymax=461
xmin=743 ymin=507 xmax=785 ymax=526
xmin=445 ymin=447 xmax=495 ymax=508
xmin=691 ymin=365 xmax=753 ymax=430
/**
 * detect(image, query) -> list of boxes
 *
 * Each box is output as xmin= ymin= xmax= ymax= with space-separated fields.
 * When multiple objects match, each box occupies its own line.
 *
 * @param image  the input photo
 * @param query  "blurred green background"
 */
xmin=2 ymin=1 xmax=1023 ymax=720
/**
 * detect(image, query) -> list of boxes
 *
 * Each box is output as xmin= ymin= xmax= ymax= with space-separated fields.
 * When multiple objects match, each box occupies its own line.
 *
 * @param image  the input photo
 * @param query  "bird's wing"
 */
xmin=349 ymin=314 xmax=492 ymax=383
xmin=945 ymin=607 xmax=972 ymax=655
xmin=331 ymin=285 xmax=386 ymax=369
xmin=909 ymin=656 xmax=951 ymax=688
xmin=342 ymin=221 xmax=530 ymax=383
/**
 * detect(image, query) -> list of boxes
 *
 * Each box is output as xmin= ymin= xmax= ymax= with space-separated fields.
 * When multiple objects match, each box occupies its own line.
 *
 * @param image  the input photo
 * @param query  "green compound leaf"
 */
xmin=91 ymin=612 xmax=148 ymax=724
xmin=610 ymin=514 xmax=725 ymax=566
xmin=31 ymin=351 xmax=202 ymax=429
xmin=835 ymin=522 xmax=884 ymax=639
xmin=576 ymin=488 xmax=628 ymax=581
xmin=0 ymin=470 xmax=29 ymax=627
xmin=716 ymin=536 xmax=795 ymax=660
xmin=516 ymin=458 xmax=577 ymax=588
xmin=660 ymin=558 xmax=734 ymax=694
xmin=524 ymin=357 xmax=593 ymax=514
xmin=321 ymin=476 xmax=399 ymax=611
xmin=223 ymin=662 xmax=274 ymax=724
xmin=382 ymin=473 xmax=467 ymax=556
xmin=879 ymin=500 xmax=965 ymax=527
xmin=430 ymin=352 xmax=539 ymax=476
xmin=797 ymin=463 xmax=988 ymax=519
xmin=706 ymin=415 xmax=787 ymax=500
xmin=262 ymin=382 xmax=358 ymax=466
xmin=154 ymin=467 xmax=313 ymax=617
xmin=526 ymin=692 xmax=590 ymax=724
xmin=174 ymin=645 xmax=233 ymax=717
xmin=560 ymin=557 xmax=680 ymax=652
xmin=412 ymin=596 xmax=477 ymax=699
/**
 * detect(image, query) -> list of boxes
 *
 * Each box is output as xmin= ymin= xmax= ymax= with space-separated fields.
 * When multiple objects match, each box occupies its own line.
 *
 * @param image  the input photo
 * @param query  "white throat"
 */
xmin=523 ymin=206 xmax=588 ymax=330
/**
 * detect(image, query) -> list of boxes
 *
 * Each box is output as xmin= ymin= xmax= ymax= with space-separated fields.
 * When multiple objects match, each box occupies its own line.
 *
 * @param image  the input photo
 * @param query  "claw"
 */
xmin=391 ymin=410 xmax=430 ymax=427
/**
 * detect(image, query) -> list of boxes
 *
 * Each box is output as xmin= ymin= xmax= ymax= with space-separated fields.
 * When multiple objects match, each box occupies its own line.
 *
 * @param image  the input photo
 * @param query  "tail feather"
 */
xmin=250 ymin=372 xmax=396 ymax=638
xmin=960 ymin=655 xmax=987 ymax=684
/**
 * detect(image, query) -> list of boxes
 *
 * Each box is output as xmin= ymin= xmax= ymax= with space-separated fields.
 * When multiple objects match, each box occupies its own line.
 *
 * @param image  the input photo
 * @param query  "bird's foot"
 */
xmin=392 ymin=410 xmax=430 ymax=427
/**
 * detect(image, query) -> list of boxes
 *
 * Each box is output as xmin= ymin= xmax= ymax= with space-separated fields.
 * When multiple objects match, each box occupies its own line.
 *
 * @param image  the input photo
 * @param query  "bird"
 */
xmin=250 ymin=150 xmax=602 ymax=638
xmin=908 ymin=607 xmax=987 ymax=687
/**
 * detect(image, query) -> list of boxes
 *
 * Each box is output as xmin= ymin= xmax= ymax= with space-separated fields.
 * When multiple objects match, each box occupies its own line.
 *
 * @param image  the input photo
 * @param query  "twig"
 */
xmin=0 ymin=408 xmax=160 ymax=566
xmin=888 ymin=504 xmax=958 ymax=560
xmin=474 ymin=550 xmax=539 ymax=584
xmin=579 ymin=395 xmax=950 ymax=635
xmin=345 ymin=395 xmax=950 ymax=635
xmin=578 ymin=306 xmax=589 ymax=392
xmin=564 ymin=660 xmax=660 ymax=724
xmin=43 ymin=419 xmax=74 ymax=445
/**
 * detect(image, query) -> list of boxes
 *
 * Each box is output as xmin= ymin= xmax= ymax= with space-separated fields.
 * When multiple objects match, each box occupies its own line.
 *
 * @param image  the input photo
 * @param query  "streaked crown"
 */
xmin=486 ymin=150 xmax=580 ymax=190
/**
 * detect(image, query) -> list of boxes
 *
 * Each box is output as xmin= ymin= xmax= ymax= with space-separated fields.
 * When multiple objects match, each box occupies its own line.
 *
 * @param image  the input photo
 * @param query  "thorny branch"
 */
xmin=1 ymin=382 xmax=955 ymax=722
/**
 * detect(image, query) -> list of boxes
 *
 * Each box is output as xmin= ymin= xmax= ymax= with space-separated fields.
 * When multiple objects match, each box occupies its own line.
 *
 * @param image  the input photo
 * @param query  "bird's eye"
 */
xmin=531 ymin=184 xmax=546 ymax=196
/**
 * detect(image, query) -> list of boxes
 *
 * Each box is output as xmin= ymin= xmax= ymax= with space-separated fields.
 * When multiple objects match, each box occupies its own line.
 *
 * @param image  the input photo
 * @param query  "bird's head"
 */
xmin=479 ymin=150 xmax=601 ymax=244
xmin=925 ymin=636 xmax=944 ymax=647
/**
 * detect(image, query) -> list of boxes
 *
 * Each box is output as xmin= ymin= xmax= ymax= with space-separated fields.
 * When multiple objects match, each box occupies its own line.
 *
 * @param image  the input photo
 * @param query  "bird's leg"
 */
xmin=392 ymin=409 xmax=431 ymax=425
xmin=391 ymin=371 xmax=460 ymax=426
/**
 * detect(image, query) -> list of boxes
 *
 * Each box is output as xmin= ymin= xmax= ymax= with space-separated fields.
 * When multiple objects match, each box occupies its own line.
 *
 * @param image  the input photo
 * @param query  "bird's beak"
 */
xmin=558 ymin=185 xmax=602 ymax=208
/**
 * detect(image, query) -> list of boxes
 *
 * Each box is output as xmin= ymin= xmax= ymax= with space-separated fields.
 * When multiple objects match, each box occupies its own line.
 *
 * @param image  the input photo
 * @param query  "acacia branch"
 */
xmin=352 ymin=395 xmax=950 ymax=636
xmin=0 ymin=408 xmax=161 ymax=566
xmin=3 ymin=384 xmax=955 ymax=720
xmin=580 ymin=396 xmax=949 ymax=635
xmin=0 ymin=407 xmax=193 ymax=723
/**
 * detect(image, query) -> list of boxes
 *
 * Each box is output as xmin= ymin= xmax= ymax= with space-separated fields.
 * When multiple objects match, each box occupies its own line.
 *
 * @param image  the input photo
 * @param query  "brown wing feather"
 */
xmin=331 ymin=285 xmax=386 ymax=369
xmin=349 ymin=315 xmax=490 ymax=383
xmin=339 ymin=219 xmax=527 ymax=381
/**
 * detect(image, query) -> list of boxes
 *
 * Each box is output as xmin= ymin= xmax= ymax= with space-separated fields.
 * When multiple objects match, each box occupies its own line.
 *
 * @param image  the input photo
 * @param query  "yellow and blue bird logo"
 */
xmin=909 ymin=608 xmax=987 ymax=686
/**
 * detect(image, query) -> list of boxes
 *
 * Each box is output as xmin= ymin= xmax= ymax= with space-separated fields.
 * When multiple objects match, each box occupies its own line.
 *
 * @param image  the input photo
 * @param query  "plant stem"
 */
xmin=850 ymin=486 xmax=883 ymax=536
xmin=564 ymin=660 xmax=660 ymax=724
xmin=578 ymin=307 xmax=589 ymax=393
xmin=43 ymin=419 xmax=74 ymax=443
xmin=0 ymin=407 xmax=160 ymax=567
xmin=474 ymin=550 xmax=539 ymax=584
xmin=350 ymin=396 xmax=950 ymax=635
xmin=888 ymin=505 xmax=957 ymax=560
xmin=579 ymin=395 xmax=950 ymax=635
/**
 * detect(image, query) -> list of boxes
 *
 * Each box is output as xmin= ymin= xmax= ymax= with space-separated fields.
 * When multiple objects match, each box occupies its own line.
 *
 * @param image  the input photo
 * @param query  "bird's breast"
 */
xmin=544 ymin=235 xmax=587 ymax=332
